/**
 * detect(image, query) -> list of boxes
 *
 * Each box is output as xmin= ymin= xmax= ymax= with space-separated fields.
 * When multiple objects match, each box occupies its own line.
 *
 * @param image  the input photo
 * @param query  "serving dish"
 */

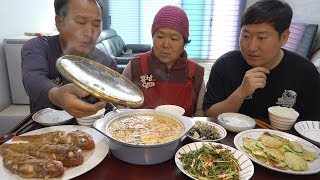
xmin=93 ymin=109 xmax=194 ymax=165
xmin=187 ymin=120 xmax=227 ymax=142
xmin=0 ymin=125 xmax=109 ymax=180
xmin=32 ymin=108 xmax=73 ymax=126
xmin=234 ymin=129 xmax=320 ymax=175
xmin=217 ymin=113 xmax=256 ymax=133
xmin=175 ymin=142 xmax=254 ymax=180
xmin=56 ymin=55 xmax=144 ymax=107
xmin=294 ymin=121 xmax=320 ymax=146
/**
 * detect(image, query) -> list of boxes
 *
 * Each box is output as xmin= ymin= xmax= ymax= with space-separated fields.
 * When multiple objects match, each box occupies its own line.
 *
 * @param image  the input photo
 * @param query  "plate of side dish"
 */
xmin=186 ymin=120 xmax=227 ymax=142
xmin=234 ymin=129 xmax=320 ymax=175
xmin=0 ymin=125 xmax=109 ymax=180
xmin=175 ymin=142 xmax=254 ymax=180
xmin=294 ymin=121 xmax=320 ymax=146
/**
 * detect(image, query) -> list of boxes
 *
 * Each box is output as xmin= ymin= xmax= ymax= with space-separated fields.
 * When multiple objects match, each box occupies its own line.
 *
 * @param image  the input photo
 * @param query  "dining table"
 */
xmin=1 ymin=114 xmax=319 ymax=180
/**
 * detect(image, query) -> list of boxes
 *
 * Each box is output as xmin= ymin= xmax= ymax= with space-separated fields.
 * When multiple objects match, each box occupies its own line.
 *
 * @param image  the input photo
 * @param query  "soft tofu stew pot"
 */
xmin=93 ymin=109 xmax=194 ymax=165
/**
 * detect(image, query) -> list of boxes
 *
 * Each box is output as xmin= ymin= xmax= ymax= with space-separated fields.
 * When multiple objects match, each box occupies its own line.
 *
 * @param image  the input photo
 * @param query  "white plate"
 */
xmin=175 ymin=142 xmax=254 ymax=180
xmin=186 ymin=120 xmax=227 ymax=142
xmin=0 ymin=125 xmax=109 ymax=180
xmin=32 ymin=108 xmax=73 ymax=126
xmin=294 ymin=121 xmax=320 ymax=146
xmin=234 ymin=129 xmax=320 ymax=175
xmin=217 ymin=113 xmax=256 ymax=133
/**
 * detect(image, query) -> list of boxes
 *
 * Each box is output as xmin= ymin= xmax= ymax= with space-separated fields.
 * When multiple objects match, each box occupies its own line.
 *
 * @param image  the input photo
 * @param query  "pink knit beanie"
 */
xmin=151 ymin=5 xmax=189 ymax=40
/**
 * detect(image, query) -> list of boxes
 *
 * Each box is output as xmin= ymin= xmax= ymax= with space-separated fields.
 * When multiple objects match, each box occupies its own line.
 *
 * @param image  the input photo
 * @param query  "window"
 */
xmin=106 ymin=0 xmax=246 ymax=60
xmin=282 ymin=22 xmax=318 ymax=58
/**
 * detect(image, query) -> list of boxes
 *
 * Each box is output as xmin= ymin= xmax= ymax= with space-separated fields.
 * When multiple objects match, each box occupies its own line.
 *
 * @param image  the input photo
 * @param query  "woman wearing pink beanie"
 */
xmin=122 ymin=5 xmax=205 ymax=117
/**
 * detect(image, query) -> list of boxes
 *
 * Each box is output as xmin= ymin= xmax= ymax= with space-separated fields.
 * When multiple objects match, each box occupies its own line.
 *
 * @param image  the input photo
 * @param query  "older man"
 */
xmin=22 ymin=0 xmax=117 ymax=117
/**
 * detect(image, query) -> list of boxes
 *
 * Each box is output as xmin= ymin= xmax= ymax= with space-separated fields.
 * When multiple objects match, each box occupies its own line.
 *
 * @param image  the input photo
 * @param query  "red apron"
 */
xmin=139 ymin=53 xmax=195 ymax=117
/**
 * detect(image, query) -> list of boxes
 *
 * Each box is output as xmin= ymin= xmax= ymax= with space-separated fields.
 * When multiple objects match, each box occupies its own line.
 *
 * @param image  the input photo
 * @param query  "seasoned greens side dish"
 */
xmin=242 ymin=132 xmax=317 ymax=171
xmin=179 ymin=144 xmax=240 ymax=179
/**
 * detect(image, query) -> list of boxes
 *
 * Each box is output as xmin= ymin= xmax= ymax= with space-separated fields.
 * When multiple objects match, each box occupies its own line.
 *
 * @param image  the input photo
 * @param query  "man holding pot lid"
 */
xmin=122 ymin=5 xmax=205 ymax=117
xmin=21 ymin=0 xmax=117 ymax=117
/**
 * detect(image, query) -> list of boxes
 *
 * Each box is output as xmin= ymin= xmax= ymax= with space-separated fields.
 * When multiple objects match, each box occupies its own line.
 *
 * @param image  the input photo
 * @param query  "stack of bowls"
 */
xmin=76 ymin=108 xmax=106 ymax=126
xmin=268 ymin=106 xmax=299 ymax=130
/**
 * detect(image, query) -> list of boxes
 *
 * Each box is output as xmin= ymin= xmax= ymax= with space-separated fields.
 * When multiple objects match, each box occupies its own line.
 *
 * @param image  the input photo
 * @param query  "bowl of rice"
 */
xmin=268 ymin=106 xmax=299 ymax=130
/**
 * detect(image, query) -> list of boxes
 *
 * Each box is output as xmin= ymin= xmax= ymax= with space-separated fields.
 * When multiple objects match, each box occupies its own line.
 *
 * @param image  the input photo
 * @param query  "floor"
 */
xmin=0 ymin=105 xmax=30 ymax=136
xmin=0 ymin=104 xmax=30 ymax=117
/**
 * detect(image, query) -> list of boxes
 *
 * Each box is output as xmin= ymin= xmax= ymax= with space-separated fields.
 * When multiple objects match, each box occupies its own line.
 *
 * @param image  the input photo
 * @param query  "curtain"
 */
xmin=105 ymin=0 xmax=246 ymax=60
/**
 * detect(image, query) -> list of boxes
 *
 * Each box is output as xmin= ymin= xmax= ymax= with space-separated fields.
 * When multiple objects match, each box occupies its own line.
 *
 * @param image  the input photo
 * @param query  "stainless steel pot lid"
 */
xmin=56 ymin=55 xmax=144 ymax=107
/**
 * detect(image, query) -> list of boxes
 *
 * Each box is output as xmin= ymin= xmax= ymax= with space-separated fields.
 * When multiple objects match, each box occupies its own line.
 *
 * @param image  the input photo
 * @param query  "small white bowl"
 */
xmin=78 ymin=108 xmax=106 ymax=120
xmin=155 ymin=105 xmax=185 ymax=116
xmin=217 ymin=113 xmax=256 ymax=133
xmin=76 ymin=108 xmax=105 ymax=126
xmin=76 ymin=116 xmax=101 ymax=123
xmin=268 ymin=106 xmax=299 ymax=130
xmin=76 ymin=120 xmax=97 ymax=127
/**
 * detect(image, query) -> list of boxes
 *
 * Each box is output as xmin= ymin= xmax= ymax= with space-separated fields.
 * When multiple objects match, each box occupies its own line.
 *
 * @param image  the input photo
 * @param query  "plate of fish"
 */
xmin=294 ymin=121 xmax=320 ymax=146
xmin=234 ymin=129 xmax=320 ymax=175
xmin=175 ymin=142 xmax=254 ymax=180
xmin=0 ymin=125 xmax=109 ymax=179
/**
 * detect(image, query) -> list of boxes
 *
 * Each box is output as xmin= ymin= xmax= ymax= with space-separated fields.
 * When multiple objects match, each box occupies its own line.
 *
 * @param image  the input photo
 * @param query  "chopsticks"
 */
xmin=254 ymin=118 xmax=279 ymax=131
xmin=7 ymin=113 xmax=34 ymax=135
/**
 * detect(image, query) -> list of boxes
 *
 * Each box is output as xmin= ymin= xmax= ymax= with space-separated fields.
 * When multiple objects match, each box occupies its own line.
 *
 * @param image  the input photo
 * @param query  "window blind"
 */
xmin=282 ymin=22 xmax=319 ymax=58
xmin=107 ymin=0 xmax=246 ymax=60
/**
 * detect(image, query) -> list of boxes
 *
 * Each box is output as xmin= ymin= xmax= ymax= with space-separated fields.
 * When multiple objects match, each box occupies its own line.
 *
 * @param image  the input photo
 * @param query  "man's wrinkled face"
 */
xmin=56 ymin=0 xmax=102 ymax=57
xmin=240 ymin=23 xmax=289 ymax=70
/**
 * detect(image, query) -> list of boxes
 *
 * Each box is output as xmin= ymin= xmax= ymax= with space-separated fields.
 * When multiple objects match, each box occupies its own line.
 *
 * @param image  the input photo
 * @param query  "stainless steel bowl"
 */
xmin=93 ymin=109 xmax=194 ymax=165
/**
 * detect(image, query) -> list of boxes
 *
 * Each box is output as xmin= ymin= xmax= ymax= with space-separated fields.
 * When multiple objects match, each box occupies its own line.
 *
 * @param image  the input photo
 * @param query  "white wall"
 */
xmin=0 ymin=0 xmax=55 ymax=110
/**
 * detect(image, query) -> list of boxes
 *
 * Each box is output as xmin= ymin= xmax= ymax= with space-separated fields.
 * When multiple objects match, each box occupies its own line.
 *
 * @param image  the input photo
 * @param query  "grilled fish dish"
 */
xmin=12 ymin=130 xmax=95 ymax=150
xmin=0 ymin=141 xmax=84 ymax=167
xmin=0 ymin=148 xmax=64 ymax=178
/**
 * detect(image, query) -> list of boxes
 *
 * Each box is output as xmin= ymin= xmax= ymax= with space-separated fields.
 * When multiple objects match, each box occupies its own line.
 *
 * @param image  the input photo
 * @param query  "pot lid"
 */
xmin=56 ymin=55 xmax=144 ymax=107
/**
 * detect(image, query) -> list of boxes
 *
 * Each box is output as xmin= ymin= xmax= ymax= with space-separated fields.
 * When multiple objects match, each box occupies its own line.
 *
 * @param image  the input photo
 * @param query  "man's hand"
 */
xmin=48 ymin=83 xmax=107 ymax=118
xmin=238 ymin=67 xmax=270 ymax=98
